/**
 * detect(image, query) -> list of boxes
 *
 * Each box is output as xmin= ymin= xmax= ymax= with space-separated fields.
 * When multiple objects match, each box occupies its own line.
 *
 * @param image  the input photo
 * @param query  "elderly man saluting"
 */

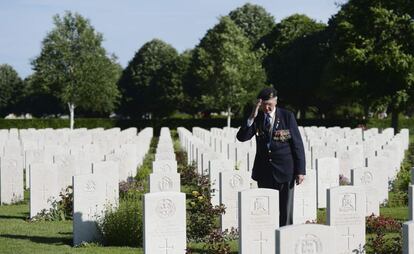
xmin=236 ymin=87 xmax=306 ymax=227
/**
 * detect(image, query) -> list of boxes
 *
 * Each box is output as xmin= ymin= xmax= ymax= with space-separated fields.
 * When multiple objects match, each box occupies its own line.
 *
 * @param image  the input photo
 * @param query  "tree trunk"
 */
xmin=68 ymin=103 xmax=75 ymax=130
xmin=363 ymin=104 xmax=369 ymax=120
xmin=227 ymin=106 xmax=231 ymax=128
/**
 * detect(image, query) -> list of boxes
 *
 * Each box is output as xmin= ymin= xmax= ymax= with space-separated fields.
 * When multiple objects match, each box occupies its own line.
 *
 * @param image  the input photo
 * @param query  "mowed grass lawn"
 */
xmin=0 ymin=194 xmax=140 ymax=254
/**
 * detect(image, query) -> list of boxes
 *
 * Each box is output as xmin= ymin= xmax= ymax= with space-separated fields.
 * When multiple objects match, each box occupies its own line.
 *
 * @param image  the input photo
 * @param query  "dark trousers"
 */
xmin=257 ymin=178 xmax=295 ymax=227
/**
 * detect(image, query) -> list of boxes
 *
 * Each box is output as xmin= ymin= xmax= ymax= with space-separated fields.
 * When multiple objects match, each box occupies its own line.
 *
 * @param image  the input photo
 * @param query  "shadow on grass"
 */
xmin=58 ymin=231 xmax=72 ymax=235
xmin=0 ymin=234 xmax=72 ymax=246
xmin=0 ymin=213 xmax=29 ymax=220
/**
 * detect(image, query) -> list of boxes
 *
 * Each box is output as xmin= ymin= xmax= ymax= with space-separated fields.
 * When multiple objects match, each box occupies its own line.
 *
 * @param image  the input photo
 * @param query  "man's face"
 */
xmin=261 ymin=97 xmax=277 ymax=113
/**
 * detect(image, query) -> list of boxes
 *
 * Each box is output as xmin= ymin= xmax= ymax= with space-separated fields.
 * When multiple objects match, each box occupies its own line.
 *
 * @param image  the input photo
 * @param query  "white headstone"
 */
xmin=311 ymin=145 xmax=334 ymax=170
xmin=29 ymin=163 xmax=59 ymax=218
xmin=54 ymin=154 xmax=92 ymax=191
xmin=92 ymin=161 xmax=119 ymax=206
xmin=0 ymin=156 xmax=24 ymax=204
xmin=351 ymin=168 xmax=382 ymax=216
xmin=106 ymin=145 xmax=137 ymax=181
xmin=276 ymin=224 xmax=335 ymax=254
xmin=155 ymin=152 xmax=176 ymax=161
xmin=220 ymin=170 xmax=250 ymax=231
xmin=152 ymin=160 xmax=177 ymax=173
xmin=316 ymin=157 xmax=339 ymax=208
xmin=144 ymin=192 xmax=186 ymax=254
xmin=365 ymin=156 xmax=390 ymax=203
xmin=73 ymin=173 xmax=107 ymax=246
xmin=327 ymin=186 xmax=366 ymax=254
xmin=209 ymin=159 xmax=233 ymax=206
xmin=149 ymin=172 xmax=181 ymax=193
xmin=25 ymin=149 xmax=46 ymax=188
xmin=294 ymin=170 xmax=317 ymax=224
xmin=238 ymin=188 xmax=279 ymax=254
xmin=403 ymin=221 xmax=414 ymax=254
xmin=409 ymin=185 xmax=413 ymax=221
xmin=338 ymin=145 xmax=364 ymax=179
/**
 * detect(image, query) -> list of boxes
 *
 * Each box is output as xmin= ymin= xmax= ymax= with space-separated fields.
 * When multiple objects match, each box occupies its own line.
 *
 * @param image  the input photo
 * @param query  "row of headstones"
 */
xmin=1 ymin=127 xmax=142 ymax=167
xmin=144 ymin=128 xmax=185 ymax=253
xmin=306 ymin=128 xmax=408 ymax=182
xmin=404 ymin=169 xmax=414 ymax=254
xmin=143 ymin=184 xmax=374 ymax=254
xmin=192 ymin=126 xmax=408 ymax=206
xmin=72 ymin=128 xmax=153 ymax=246
xmin=0 ymin=127 xmax=152 ymax=206
xmin=149 ymin=127 xmax=180 ymax=193
xmin=192 ymin=127 xmax=254 ymax=172
xmin=184 ymin=126 xmax=410 ymax=224
xmin=2 ymin=127 xmax=146 ymax=184
xmin=0 ymin=127 xmax=141 ymax=152
xmin=193 ymin=126 xmax=408 ymax=186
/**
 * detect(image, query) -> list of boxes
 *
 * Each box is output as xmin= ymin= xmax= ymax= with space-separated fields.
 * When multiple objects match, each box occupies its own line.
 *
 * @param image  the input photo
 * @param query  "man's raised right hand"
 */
xmin=250 ymin=99 xmax=262 ymax=119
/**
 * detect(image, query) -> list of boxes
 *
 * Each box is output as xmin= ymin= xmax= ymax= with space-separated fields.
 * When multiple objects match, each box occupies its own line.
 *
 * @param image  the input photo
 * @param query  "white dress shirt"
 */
xmin=247 ymin=107 xmax=276 ymax=128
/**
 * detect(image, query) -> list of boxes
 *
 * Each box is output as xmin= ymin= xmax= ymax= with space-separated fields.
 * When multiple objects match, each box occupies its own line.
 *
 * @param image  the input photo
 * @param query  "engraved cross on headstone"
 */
xmin=9 ymin=177 xmax=16 ymax=195
xmin=342 ymin=227 xmax=355 ymax=250
xmin=41 ymin=184 xmax=48 ymax=200
xmin=254 ymin=231 xmax=268 ymax=254
xmin=159 ymin=238 xmax=174 ymax=254
xmin=299 ymin=198 xmax=310 ymax=216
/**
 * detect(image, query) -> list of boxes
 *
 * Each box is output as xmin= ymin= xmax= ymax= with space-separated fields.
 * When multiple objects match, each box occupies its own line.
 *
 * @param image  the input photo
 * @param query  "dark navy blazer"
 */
xmin=236 ymin=107 xmax=306 ymax=183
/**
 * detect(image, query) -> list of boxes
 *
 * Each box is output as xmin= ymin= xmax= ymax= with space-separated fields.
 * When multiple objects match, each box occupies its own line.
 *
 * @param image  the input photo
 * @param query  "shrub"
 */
xmin=174 ymin=146 xmax=227 ymax=242
xmin=203 ymin=228 xmax=238 ymax=254
xmin=187 ymin=188 xmax=226 ymax=241
xmin=366 ymin=215 xmax=402 ymax=234
xmin=391 ymin=166 xmax=411 ymax=193
xmin=383 ymin=191 xmax=408 ymax=207
xmin=179 ymin=162 xmax=199 ymax=187
xmin=119 ymin=178 xmax=145 ymax=200
xmin=98 ymin=191 xmax=143 ymax=247
xmin=171 ymin=134 xmax=233 ymax=249
xmin=365 ymin=215 xmax=403 ymax=254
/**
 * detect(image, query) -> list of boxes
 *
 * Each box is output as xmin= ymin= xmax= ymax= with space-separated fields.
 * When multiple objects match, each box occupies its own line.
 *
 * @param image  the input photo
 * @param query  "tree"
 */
xmin=151 ymin=50 xmax=191 ymax=117
xmin=228 ymin=3 xmax=275 ymax=47
xmin=31 ymin=11 xmax=121 ymax=129
xmin=0 ymin=64 xmax=25 ymax=117
xmin=21 ymin=74 xmax=64 ymax=117
xmin=190 ymin=16 xmax=267 ymax=127
xmin=328 ymin=0 xmax=414 ymax=131
xmin=263 ymin=15 xmax=328 ymax=118
xmin=117 ymin=39 xmax=178 ymax=118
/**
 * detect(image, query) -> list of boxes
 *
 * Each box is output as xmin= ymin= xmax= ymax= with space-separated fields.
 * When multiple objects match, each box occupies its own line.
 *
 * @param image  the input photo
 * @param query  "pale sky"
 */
xmin=0 ymin=0 xmax=346 ymax=78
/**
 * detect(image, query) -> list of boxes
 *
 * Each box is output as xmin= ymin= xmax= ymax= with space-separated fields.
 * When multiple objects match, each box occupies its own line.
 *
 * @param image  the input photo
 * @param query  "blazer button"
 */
xmin=269 ymin=158 xmax=272 ymax=162
xmin=268 ymin=150 xmax=271 ymax=153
